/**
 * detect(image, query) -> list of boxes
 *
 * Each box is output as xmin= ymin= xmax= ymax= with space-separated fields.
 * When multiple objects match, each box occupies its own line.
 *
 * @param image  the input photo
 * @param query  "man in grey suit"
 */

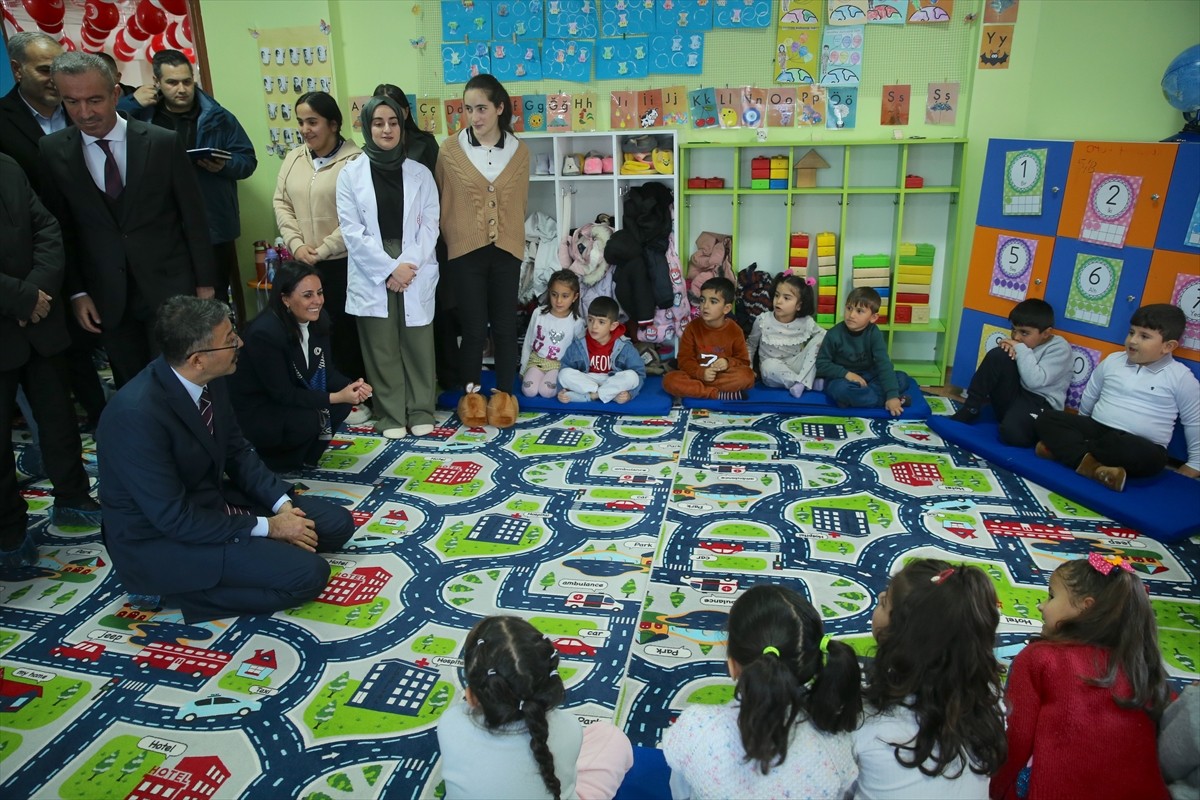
xmin=38 ymin=52 xmax=217 ymax=388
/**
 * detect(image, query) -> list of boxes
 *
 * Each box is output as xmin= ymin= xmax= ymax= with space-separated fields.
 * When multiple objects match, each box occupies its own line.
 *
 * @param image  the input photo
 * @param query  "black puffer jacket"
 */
xmin=605 ymin=181 xmax=674 ymax=323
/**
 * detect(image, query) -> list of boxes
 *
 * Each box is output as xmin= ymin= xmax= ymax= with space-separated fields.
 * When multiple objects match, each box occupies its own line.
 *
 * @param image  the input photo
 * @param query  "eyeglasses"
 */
xmin=188 ymin=331 xmax=241 ymax=358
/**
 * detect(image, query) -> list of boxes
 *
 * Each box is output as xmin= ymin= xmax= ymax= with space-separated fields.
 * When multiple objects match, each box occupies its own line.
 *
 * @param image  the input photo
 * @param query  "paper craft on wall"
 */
xmin=601 ymin=0 xmax=656 ymax=36
xmin=820 ymin=25 xmax=864 ymax=85
xmin=637 ymin=89 xmax=664 ymax=128
xmin=1066 ymin=343 xmax=1101 ymax=409
xmin=779 ymin=0 xmax=822 ymax=26
xmin=881 ymin=84 xmax=910 ymax=125
xmin=610 ymin=90 xmax=636 ymax=130
xmin=979 ymin=25 xmax=1013 ymax=68
xmin=416 ymin=97 xmax=442 ymax=133
xmin=713 ymin=0 xmax=772 ymax=28
xmin=828 ymin=0 xmax=869 ymax=24
xmin=492 ymin=0 xmax=544 ymax=38
xmin=769 ymin=87 xmax=798 ymax=126
xmin=490 ymin=41 xmax=543 ymax=82
xmin=1065 ymin=253 xmax=1123 ymax=327
xmin=443 ymin=97 xmax=465 ymax=132
xmin=1172 ymin=273 xmax=1200 ymax=351
xmin=1079 ymin=172 xmax=1142 ymax=248
xmin=441 ymin=1 xmax=492 ymax=40
xmin=826 ymin=86 xmax=858 ymax=129
xmin=656 ymin=0 xmax=713 ymax=30
xmin=976 ymin=323 xmax=1009 ymax=367
xmin=542 ymin=38 xmax=594 ymax=82
xmin=925 ymin=81 xmax=958 ymax=124
xmin=442 ymin=42 xmax=490 ymax=84
xmin=689 ymin=87 xmax=718 ymax=129
xmin=716 ymin=87 xmax=743 ymax=129
xmin=740 ymin=87 xmax=768 ymax=128
xmin=867 ymin=0 xmax=907 ymax=23
xmin=573 ymin=92 xmax=598 ymax=130
xmin=1187 ymin=194 xmax=1200 ymax=248
xmin=256 ymin=26 xmax=336 ymax=157
xmin=984 ymin=0 xmax=1019 ymax=23
xmin=776 ymin=1 xmax=821 ymax=84
xmin=797 ymin=85 xmax=825 ymax=125
xmin=1003 ymin=148 xmax=1047 ymax=216
xmin=509 ymin=95 xmax=525 ymax=131
xmin=547 ymin=93 xmax=572 ymax=130
xmin=596 ymin=38 xmax=649 ymax=80
xmin=989 ymin=236 xmax=1036 ymax=301
xmin=908 ymin=0 xmax=952 ymax=23
xmin=662 ymin=86 xmax=689 ymax=125
xmin=650 ymin=31 xmax=704 ymax=74
xmin=522 ymin=93 xmax=548 ymax=131
xmin=545 ymin=0 xmax=599 ymax=38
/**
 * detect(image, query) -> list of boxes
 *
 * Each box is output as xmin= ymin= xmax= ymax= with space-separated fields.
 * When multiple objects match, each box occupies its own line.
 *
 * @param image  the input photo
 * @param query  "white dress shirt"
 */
xmin=459 ymin=127 xmax=517 ymax=182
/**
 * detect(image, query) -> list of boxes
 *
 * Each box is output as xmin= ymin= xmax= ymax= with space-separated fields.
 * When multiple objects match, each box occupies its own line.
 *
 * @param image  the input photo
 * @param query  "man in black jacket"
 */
xmin=0 ymin=154 xmax=102 ymax=569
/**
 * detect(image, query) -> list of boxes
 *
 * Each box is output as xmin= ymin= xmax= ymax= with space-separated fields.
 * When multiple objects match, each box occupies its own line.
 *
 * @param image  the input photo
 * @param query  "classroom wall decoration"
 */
xmin=908 ymin=0 xmax=952 ymax=23
xmin=956 ymin=139 xmax=1200 ymax=462
xmin=828 ymin=0 xmax=869 ymax=24
xmin=979 ymin=24 xmax=1013 ymax=68
xmin=254 ymin=25 xmax=335 ymax=159
xmin=867 ymin=0 xmax=907 ymax=23
xmin=925 ymin=81 xmax=958 ymax=125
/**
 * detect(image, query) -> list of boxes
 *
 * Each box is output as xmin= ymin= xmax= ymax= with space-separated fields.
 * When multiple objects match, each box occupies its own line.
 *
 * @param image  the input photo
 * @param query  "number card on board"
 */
xmin=1066 ymin=344 xmax=1101 ymax=409
xmin=1185 ymin=193 xmax=1200 ymax=248
xmin=1172 ymin=273 xmax=1200 ymax=351
xmin=990 ymin=236 xmax=1036 ymax=301
xmin=925 ymin=82 xmax=958 ymax=125
xmin=1066 ymin=254 xmax=1123 ymax=327
xmin=977 ymin=323 xmax=1009 ymax=367
xmin=1080 ymin=173 xmax=1141 ymax=248
xmin=1003 ymin=148 xmax=1047 ymax=216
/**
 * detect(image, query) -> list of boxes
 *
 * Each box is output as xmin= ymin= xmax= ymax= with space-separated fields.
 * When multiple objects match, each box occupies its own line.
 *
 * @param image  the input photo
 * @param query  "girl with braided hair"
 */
xmin=662 ymin=584 xmax=862 ymax=798
xmin=437 ymin=616 xmax=632 ymax=799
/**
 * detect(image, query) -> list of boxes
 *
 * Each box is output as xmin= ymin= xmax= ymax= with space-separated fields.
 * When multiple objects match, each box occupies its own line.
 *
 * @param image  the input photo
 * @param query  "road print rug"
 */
xmin=2 ymin=403 xmax=1198 ymax=799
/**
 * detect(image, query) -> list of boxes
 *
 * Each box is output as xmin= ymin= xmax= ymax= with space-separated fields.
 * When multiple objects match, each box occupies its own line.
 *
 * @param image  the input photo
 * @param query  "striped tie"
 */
xmin=199 ymin=387 xmax=251 ymax=517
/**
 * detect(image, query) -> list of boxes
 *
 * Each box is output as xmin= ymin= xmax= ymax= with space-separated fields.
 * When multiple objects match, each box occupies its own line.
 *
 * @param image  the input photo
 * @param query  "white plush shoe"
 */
xmin=345 ymin=405 xmax=373 ymax=425
xmin=411 ymin=423 xmax=434 ymax=436
xmin=382 ymin=427 xmax=408 ymax=439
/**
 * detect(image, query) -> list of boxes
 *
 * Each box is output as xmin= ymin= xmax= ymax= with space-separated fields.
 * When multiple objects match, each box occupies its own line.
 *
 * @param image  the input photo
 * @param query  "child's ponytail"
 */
xmin=522 ymin=695 xmax=562 ymax=800
xmin=809 ymin=635 xmax=863 ymax=733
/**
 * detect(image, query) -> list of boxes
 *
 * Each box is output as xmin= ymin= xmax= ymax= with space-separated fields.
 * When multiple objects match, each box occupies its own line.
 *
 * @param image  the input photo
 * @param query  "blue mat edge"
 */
xmin=680 ymin=377 xmax=931 ymax=420
xmin=436 ymin=374 xmax=674 ymax=416
xmin=927 ymin=416 xmax=1200 ymax=543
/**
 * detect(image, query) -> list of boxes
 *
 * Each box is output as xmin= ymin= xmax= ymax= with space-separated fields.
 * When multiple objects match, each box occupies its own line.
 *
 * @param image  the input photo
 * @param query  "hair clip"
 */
xmin=550 ymin=668 xmax=559 ymax=677
xmin=476 ymin=638 xmax=485 ymax=646
xmin=1088 ymin=552 xmax=1134 ymax=576
xmin=518 ymin=699 xmax=525 ymax=711
xmin=487 ymin=668 xmax=497 ymax=676
xmin=804 ymin=276 xmax=816 ymax=287
xmin=781 ymin=268 xmax=794 ymax=277
xmin=761 ymin=645 xmax=780 ymax=657
xmin=930 ymin=568 xmax=955 ymax=584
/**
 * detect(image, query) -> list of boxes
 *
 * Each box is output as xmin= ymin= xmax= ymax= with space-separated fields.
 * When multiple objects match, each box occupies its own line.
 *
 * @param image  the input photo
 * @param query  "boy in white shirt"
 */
xmin=1035 ymin=304 xmax=1200 ymax=491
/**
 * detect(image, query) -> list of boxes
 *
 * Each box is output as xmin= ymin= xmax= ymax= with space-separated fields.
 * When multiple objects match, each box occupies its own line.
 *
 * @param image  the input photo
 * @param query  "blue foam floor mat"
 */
xmin=436 ymin=373 xmax=674 ymax=416
xmin=681 ymin=376 xmax=931 ymax=419
xmin=928 ymin=415 xmax=1200 ymax=543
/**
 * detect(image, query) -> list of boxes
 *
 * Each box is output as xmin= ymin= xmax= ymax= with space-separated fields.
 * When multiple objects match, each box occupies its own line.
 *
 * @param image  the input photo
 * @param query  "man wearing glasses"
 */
xmin=97 ymin=296 xmax=353 ymax=622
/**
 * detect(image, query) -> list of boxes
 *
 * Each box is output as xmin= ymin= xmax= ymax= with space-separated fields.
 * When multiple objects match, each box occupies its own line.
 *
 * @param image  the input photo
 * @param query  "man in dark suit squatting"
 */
xmin=0 ymin=154 xmax=102 ymax=568
xmin=38 ymin=52 xmax=217 ymax=388
xmin=98 ymin=296 xmax=354 ymax=622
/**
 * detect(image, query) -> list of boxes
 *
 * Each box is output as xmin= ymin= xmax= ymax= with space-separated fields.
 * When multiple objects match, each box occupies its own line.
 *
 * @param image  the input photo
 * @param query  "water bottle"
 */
xmin=265 ymin=247 xmax=279 ymax=285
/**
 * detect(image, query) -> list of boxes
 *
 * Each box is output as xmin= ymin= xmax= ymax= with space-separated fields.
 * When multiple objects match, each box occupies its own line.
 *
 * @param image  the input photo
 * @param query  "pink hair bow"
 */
xmin=805 ymin=276 xmax=816 ymax=287
xmin=1088 ymin=552 xmax=1135 ymax=576
xmin=781 ymin=268 xmax=795 ymax=277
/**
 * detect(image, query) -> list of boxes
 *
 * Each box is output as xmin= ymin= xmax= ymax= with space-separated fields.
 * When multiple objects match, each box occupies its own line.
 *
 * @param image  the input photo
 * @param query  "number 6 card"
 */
xmin=1079 ymin=172 xmax=1141 ymax=248
xmin=1065 ymin=253 xmax=1123 ymax=327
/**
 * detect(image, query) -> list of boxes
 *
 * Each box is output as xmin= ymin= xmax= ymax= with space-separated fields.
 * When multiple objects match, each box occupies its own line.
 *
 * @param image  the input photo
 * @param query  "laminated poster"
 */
xmin=442 ymin=42 xmax=490 ymax=84
xmin=509 ymin=95 xmax=525 ymax=132
xmin=492 ymin=0 xmax=544 ymax=38
xmin=1188 ymin=193 xmax=1200 ymax=248
xmin=776 ymin=1 xmax=821 ymax=84
xmin=544 ymin=0 xmax=599 ymax=38
xmin=716 ymin=87 xmax=743 ymax=129
xmin=1171 ymin=273 xmax=1200 ymax=351
xmin=713 ymin=0 xmax=772 ymax=28
xmin=881 ymin=84 xmax=910 ymax=125
xmin=820 ymin=25 xmax=864 ymax=86
xmin=1079 ymin=172 xmax=1142 ymax=248
xmin=976 ymin=324 xmax=1009 ymax=367
xmin=796 ymin=85 xmax=825 ymax=126
xmin=984 ymin=0 xmax=1019 ymax=24
xmin=662 ymin=86 xmax=689 ymax=126
xmin=610 ymin=90 xmax=637 ymax=130
xmin=866 ymin=0 xmax=907 ymax=23
xmin=443 ymin=97 xmax=465 ymax=133
xmin=522 ymin=94 xmax=548 ymax=132
xmin=542 ymin=38 xmax=594 ymax=82
xmin=649 ymin=30 xmax=705 ymax=74
xmin=908 ymin=0 xmax=952 ymax=23
xmin=596 ymin=38 xmax=650 ymax=80
xmin=826 ymin=86 xmax=858 ymax=129
xmin=415 ymin=97 xmax=442 ymax=134
xmin=979 ymin=25 xmax=1014 ymax=69
xmin=573 ymin=92 xmax=598 ymax=131
xmin=1065 ymin=254 xmax=1123 ymax=327
xmin=348 ymin=95 xmax=371 ymax=133
xmin=547 ymin=93 xmax=572 ymax=130
xmin=601 ymin=0 xmax=656 ymax=36
xmin=828 ymin=0 xmax=869 ymax=24
xmin=989 ymin=236 xmax=1036 ymax=302
xmin=769 ymin=87 xmax=798 ymax=127
xmin=689 ymin=87 xmax=719 ymax=129
xmin=256 ymin=26 xmax=335 ymax=157
xmin=925 ymin=82 xmax=958 ymax=125
xmin=637 ymin=89 xmax=664 ymax=129
xmin=741 ymin=87 xmax=768 ymax=128
xmin=489 ymin=41 xmax=543 ymax=82
xmin=441 ymin=1 xmax=492 ymax=41
xmin=779 ymin=0 xmax=822 ymax=27
xmin=1002 ymin=148 xmax=1047 ymax=216
xmin=1066 ymin=344 xmax=1101 ymax=410
xmin=655 ymin=0 xmax=713 ymax=30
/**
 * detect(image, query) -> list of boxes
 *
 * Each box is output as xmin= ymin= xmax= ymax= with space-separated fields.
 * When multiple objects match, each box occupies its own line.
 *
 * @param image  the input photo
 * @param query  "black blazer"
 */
xmin=229 ymin=308 xmax=351 ymax=423
xmin=0 ymin=153 xmax=70 ymax=370
xmin=98 ymin=357 xmax=289 ymax=596
xmin=37 ymin=116 xmax=217 ymax=326
xmin=0 ymin=86 xmax=54 ymax=190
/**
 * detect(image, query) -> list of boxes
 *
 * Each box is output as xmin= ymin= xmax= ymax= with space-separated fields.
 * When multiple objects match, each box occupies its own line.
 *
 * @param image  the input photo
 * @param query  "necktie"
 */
xmin=200 ymin=386 xmax=251 ymax=517
xmin=95 ymin=138 xmax=123 ymax=199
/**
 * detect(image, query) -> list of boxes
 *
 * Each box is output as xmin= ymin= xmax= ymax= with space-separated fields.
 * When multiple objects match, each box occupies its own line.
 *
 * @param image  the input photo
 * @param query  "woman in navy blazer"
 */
xmin=229 ymin=261 xmax=371 ymax=470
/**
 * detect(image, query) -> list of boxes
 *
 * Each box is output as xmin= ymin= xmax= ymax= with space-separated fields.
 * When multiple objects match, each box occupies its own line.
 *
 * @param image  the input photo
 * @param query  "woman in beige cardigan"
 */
xmin=273 ymin=91 xmax=366 ymax=419
xmin=435 ymin=74 xmax=529 ymax=429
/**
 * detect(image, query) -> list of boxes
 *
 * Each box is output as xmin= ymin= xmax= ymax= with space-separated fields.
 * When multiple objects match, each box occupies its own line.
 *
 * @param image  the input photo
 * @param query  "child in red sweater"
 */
xmin=663 ymin=277 xmax=756 ymax=400
xmin=990 ymin=554 xmax=1171 ymax=800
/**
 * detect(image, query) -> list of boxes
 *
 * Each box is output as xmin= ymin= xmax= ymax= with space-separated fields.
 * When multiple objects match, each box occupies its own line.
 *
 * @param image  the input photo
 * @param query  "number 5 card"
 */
xmin=989 ymin=236 xmax=1036 ymax=301
xmin=1079 ymin=172 xmax=1141 ymax=248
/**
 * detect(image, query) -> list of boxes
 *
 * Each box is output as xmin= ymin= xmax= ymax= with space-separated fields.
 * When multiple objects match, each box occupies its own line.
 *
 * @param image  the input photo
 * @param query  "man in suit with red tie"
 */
xmin=98 ymin=296 xmax=353 ymax=622
xmin=37 ymin=52 xmax=216 ymax=388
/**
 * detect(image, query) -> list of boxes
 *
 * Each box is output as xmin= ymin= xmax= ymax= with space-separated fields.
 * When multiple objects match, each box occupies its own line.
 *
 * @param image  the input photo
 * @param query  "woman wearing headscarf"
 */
xmin=335 ymin=96 xmax=440 ymax=439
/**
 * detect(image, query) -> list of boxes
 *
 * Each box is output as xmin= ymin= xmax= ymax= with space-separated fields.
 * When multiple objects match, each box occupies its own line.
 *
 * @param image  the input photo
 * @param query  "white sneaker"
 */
xmin=534 ymin=152 xmax=552 ymax=175
xmin=411 ymin=423 xmax=434 ymax=436
xmin=345 ymin=405 xmax=372 ymax=425
xmin=382 ymin=427 xmax=408 ymax=439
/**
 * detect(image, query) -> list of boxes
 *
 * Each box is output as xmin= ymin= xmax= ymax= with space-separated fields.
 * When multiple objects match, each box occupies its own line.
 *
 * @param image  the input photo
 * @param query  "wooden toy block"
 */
xmin=790 ymin=234 xmax=809 ymax=247
xmin=818 ymin=256 xmax=837 ymax=267
xmin=851 ymin=254 xmax=890 ymax=268
xmin=817 ymin=246 xmax=836 ymax=257
xmin=852 ymin=277 xmax=890 ymax=287
xmin=818 ymin=265 xmax=838 ymax=276
xmin=817 ymin=232 xmax=837 ymax=246
xmin=895 ymin=283 xmax=931 ymax=294
xmin=818 ymin=285 xmax=837 ymax=296
xmin=769 ymin=179 xmax=788 ymax=189
xmin=852 ymin=267 xmax=891 ymax=279
xmin=818 ymin=276 xmax=837 ymax=286
xmin=794 ymin=149 xmax=830 ymax=188
xmin=894 ymin=304 xmax=913 ymax=324
xmin=751 ymin=178 xmax=769 ymax=189
xmin=910 ymin=305 xmax=931 ymax=324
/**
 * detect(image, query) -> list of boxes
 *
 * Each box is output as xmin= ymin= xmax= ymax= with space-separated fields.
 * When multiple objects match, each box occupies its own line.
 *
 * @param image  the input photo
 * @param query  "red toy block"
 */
xmin=896 ymin=292 xmax=930 ymax=304
xmin=688 ymin=177 xmax=706 ymax=189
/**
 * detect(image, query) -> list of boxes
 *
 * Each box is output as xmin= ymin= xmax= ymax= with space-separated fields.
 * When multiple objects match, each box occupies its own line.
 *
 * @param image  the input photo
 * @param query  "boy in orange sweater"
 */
xmin=664 ymin=278 xmax=756 ymax=400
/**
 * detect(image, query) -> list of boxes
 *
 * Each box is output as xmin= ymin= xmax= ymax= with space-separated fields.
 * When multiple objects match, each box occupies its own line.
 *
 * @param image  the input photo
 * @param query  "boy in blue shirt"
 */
xmin=815 ymin=287 xmax=910 ymax=416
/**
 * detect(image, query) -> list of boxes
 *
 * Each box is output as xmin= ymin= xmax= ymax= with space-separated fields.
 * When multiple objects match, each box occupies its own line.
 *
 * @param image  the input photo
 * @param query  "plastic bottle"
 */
xmin=273 ymin=236 xmax=291 ymax=262
xmin=265 ymin=247 xmax=279 ymax=285
xmin=253 ymin=240 xmax=268 ymax=283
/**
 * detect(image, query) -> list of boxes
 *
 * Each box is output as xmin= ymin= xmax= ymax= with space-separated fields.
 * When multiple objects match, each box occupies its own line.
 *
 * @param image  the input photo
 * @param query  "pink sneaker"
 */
xmin=583 ymin=151 xmax=603 ymax=174
xmin=602 ymin=155 xmax=615 ymax=173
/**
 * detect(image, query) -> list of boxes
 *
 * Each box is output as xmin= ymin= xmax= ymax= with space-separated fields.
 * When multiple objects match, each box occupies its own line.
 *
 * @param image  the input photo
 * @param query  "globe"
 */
xmin=1161 ymin=45 xmax=1200 ymax=113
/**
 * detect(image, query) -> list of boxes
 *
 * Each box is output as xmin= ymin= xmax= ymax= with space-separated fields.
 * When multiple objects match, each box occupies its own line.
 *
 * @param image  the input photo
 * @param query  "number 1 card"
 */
xmin=1002 ymin=148 xmax=1046 ymax=216
xmin=1065 ymin=253 xmax=1123 ymax=327
xmin=1079 ymin=172 xmax=1141 ymax=248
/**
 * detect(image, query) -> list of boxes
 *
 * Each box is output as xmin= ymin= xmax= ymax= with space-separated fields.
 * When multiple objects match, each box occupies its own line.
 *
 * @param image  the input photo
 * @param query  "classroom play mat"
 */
xmin=3 ymin=401 xmax=1199 ymax=799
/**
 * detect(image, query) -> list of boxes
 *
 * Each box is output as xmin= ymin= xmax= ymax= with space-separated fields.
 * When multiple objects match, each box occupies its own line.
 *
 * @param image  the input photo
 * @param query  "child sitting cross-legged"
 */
xmin=816 ymin=287 xmax=911 ymax=416
xmin=746 ymin=270 xmax=826 ymax=399
xmin=556 ymin=296 xmax=646 ymax=404
xmin=663 ymin=277 xmax=757 ymax=401
xmin=1034 ymin=303 xmax=1200 ymax=491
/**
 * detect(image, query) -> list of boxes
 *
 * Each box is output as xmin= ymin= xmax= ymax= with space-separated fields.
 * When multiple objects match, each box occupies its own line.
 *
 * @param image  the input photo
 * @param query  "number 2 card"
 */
xmin=1079 ymin=172 xmax=1141 ymax=248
